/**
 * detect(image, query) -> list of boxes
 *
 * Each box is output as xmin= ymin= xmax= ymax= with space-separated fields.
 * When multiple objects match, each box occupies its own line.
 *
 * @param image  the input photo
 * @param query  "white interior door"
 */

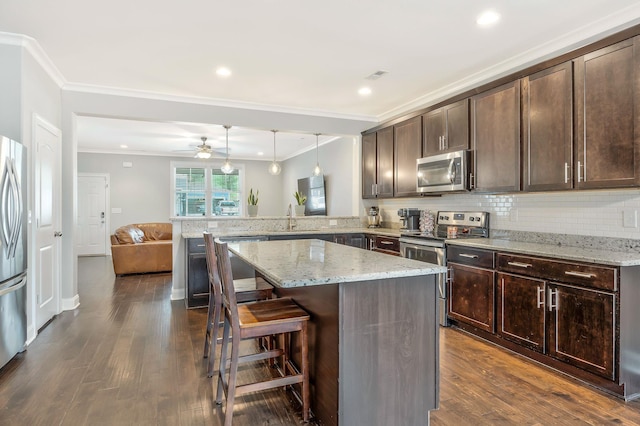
xmin=34 ymin=115 xmax=61 ymax=330
xmin=77 ymin=174 xmax=109 ymax=256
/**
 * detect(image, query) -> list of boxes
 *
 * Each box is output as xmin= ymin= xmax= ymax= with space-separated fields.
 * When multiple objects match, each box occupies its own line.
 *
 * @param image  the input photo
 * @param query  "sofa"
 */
xmin=110 ymin=223 xmax=173 ymax=275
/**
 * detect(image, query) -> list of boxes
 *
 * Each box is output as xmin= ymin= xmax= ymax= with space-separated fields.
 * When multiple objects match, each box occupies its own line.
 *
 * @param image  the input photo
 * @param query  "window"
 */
xmin=172 ymin=162 xmax=243 ymax=217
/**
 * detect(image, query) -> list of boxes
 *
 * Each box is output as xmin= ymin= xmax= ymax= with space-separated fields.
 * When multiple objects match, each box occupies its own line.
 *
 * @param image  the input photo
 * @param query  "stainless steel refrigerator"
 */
xmin=0 ymin=136 xmax=27 ymax=370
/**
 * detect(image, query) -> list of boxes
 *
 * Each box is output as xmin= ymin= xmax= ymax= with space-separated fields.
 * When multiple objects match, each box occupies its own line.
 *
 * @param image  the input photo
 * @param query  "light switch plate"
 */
xmin=329 ymin=219 xmax=337 ymax=226
xmin=208 ymin=221 xmax=218 ymax=228
xmin=111 ymin=207 xmax=122 ymax=214
xmin=623 ymin=209 xmax=638 ymax=228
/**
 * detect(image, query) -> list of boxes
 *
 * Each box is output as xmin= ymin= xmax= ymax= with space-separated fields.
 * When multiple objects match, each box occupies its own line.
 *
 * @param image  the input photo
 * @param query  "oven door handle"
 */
xmin=448 ymin=158 xmax=456 ymax=184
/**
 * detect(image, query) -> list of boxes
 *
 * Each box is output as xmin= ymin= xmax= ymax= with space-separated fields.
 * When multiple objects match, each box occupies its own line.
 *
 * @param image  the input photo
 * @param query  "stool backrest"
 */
xmin=214 ymin=239 xmax=239 ymax=327
xmin=203 ymin=232 xmax=222 ymax=300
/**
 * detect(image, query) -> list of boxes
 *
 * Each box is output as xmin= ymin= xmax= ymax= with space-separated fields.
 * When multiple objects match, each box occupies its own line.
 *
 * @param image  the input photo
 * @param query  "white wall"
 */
xmin=282 ymin=136 xmax=359 ymax=216
xmin=0 ymin=45 xmax=22 ymax=141
xmin=77 ymin=153 xmax=286 ymax=230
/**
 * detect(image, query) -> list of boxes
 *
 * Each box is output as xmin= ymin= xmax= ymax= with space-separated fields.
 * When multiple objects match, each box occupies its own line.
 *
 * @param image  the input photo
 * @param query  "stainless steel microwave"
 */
xmin=416 ymin=150 xmax=470 ymax=193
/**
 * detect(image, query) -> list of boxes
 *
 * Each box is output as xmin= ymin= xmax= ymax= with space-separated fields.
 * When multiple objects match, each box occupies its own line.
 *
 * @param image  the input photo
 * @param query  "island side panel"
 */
xmin=339 ymin=275 xmax=439 ymax=426
xmin=273 ymin=283 xmax=340 ymax=426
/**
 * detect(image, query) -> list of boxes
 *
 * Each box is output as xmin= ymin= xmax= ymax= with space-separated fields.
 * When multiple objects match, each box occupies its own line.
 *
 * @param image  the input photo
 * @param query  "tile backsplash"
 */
xmin=371 ymin=188 xmax=640 ymax=239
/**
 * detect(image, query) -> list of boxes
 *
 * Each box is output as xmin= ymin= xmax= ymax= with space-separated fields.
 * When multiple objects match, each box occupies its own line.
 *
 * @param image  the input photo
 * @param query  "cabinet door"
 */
xmin=362 ymin=132 xmax=377 ymax=198
xmin=444 ymin=99 xmax=470 ymax=152
xmin=422 ymin=108 xmax=444 ymax=156
xmin=575 ymin=36 xmax=640 ymax=189
xmin=448 ymin=262 xmax=495 ymax=332
xmin=523 ymin=62 xmax=573 ymax=191
xmin=394 ymin=116 xmax=422 ymax=197
xmin=471 ymin=80 xmax=521 ymax=192
xmin=376 ymin=127 xmax=394 ymax=198
xmin=187 ymin=253 xmax=209 ymax=308
xmin=346 ymin=234 xmax=366 ymax=249
xmin=497 ymin=273 xmax=546 ymax=352
xmin=547 ymin=283 xmax=616 ymax=380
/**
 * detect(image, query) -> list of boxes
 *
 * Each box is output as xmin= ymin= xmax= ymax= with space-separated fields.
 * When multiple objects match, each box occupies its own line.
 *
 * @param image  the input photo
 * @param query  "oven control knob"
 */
xmin=470 ymin=217 xmax=475 ymax=221
xmin=475 ymin=217 xmax=481 ymax=221
xmin=439 ymin=215 xmax=444 ymax=220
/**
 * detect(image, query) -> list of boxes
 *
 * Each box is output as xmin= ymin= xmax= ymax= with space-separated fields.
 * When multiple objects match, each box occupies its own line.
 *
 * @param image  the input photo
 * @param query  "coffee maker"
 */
xmin=397 ymin=208 xmax=421 ymax=231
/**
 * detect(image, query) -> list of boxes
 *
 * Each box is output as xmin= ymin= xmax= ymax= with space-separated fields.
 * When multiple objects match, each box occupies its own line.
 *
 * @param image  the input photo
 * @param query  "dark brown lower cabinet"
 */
xmin=448 ymin=262 xmax=494 ymax=333
xmin=547 ymin=282 xmax=615 ymax=380
xmin=497 ymin=273 xmax=546 ymax=353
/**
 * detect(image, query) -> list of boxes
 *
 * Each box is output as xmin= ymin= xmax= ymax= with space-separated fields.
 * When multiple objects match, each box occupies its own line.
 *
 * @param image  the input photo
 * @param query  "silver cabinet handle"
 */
xmin=564 ymin=162 xmax=569 ymax=184
xmin=565 ymin=270 xmax=596 ymax=279
xmin=548 ymin=288 xmax=558 ymax=311
xmin=577 ymin=161 xmax=583 ymax=183
xmin=537 ymin=286 xmax=544 ymax=309
xmin=443 ymin=135 xmax=447 ymax=150
xmin=379 ymin=241 xmax=394 ymax=245
xmin=459 ymin=253 xmax=479 ymax=259
xmin=507 ymin=261 xmax=532 ymax=268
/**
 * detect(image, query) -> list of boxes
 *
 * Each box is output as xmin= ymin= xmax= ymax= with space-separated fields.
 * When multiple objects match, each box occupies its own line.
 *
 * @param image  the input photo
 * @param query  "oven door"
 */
xmin=399 ymin=238 xmax=448 ymax=326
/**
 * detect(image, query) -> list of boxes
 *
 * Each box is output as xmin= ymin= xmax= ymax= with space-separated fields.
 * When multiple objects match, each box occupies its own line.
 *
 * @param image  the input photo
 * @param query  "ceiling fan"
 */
xmin=193 ymin=136 xmax=213 ymax=159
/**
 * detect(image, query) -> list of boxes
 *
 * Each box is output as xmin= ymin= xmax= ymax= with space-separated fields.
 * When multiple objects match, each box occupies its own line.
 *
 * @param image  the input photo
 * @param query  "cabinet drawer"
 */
xmin=496 ymin=253 xmax=617 ymax=291
xmin=447 ymin=246 xmax=494 ymax=269
xmin=374 ymin=236 xmax=399 ymax=253
xmin=187 ymin=238 xmax=206 ymax=253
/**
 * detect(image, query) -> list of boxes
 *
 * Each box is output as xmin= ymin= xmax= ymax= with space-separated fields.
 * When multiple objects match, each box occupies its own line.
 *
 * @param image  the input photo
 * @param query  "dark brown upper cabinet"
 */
xmin=522 ymin=62 xmax=573 ymax=191
xmin=422 ymin=99 xmax=469 ymax=156
xmin=574 ymin=36 xmax=640 ymax=189
xmin=362 ymin=127 xmax=394 ymax=198
xmin=394 ymin=116 xmax=422 ymax=197
xmin=471 ymin=80 xmax=521 ymax=192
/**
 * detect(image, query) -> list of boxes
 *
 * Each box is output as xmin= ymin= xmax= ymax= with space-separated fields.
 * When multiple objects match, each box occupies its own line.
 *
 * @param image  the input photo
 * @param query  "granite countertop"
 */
xmin=226 ymin=239 xmax=446 ymax=288
xmin=181 ymin=227 xmax=401 ymax=239
xmin=446 ymin=238 xmax=640 ymax=267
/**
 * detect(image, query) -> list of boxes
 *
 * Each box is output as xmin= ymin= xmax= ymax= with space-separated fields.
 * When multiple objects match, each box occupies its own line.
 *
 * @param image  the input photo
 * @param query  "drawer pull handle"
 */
xmin=508 ymin=261 xmax=532 ymax=268
xmin=459 ymin=253 xmax=479 ymax=259
xmin=379 ymin=241 xmax=394 ymax=245
xmin=564 ymin=270 xmax=596 ymax=279
xmin=197 ymin=244 xmax=205 ymax=247
xmin=537 ymin=286 xmax=544 ymax=309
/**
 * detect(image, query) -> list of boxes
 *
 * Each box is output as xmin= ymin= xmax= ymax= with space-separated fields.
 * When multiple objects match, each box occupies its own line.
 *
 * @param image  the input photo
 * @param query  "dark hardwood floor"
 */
xmin=0 ymin=256 xmax=639 ymax=425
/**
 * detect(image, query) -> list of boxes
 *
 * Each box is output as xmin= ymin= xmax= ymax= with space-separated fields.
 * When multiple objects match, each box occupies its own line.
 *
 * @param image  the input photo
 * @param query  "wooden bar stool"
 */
xmin=214 ymin=239 xmax=310 ymax=425
xmin=202 ymin=232 xmax=273 ymax=377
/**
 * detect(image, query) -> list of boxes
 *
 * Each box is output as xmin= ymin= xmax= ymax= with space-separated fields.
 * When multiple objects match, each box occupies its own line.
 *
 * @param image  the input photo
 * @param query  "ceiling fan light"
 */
xmin=195 ymin=151 xmax=211 ymax=159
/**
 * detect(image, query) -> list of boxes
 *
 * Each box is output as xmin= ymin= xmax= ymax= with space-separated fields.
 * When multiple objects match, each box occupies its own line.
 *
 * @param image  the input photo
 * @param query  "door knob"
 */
xmin=54 ymin=231 xmax=63 ymax=237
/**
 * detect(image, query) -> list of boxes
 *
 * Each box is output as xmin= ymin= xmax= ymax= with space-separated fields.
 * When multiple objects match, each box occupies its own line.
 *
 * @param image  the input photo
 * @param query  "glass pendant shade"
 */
xmin=221 ymin=125 xmax=234 ymax=174
xmin=312 ymin=133 xmax=322 ymax=176
xmin=268 ymin=130 xmax=281 ymax=175
xmin=195 ymin=151 xmax=211 ymax=159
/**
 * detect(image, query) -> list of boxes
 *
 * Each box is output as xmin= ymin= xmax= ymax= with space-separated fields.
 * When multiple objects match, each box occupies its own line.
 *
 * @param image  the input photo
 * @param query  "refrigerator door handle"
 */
xmin=1 ymin=161 xmax=12 ymax=254
xmin=0 ymin=274 xmax=27 ymax=297
xmin=1 ymin=158 xmax=22 ymax=259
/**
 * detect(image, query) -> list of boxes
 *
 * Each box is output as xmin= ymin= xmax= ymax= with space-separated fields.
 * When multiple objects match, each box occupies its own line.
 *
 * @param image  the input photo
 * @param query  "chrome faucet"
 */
xmin=287 ymin=203 xmax=295 ymax=231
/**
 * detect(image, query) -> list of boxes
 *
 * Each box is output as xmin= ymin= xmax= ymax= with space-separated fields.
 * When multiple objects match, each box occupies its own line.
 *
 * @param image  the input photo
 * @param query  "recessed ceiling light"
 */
xmin=257 ymin=152 xmax=264 ymax=156
xmin=120 ymin=144 xmax=128 ymax=148
xmin=477 ymin=10 xmax=500 ymax=27
xmin=358 ymin=87 xmax=372 ymax=96
xmin=216 ymin=67 xmax=232 ymax=77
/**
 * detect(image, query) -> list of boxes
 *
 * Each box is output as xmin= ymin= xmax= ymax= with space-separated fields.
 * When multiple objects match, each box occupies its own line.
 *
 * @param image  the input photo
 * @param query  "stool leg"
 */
xmin=301 ymin=322 xmax=310 ymax=423
xmin=224 ymin=327 xmax=240 ymax=426
xmin=216 ymin=318 xmax=230 ymax=406
xmin=203 ymin=290 xmax=215 ymax=358
xmin=207 ymin=295 xmax=222 ymax=377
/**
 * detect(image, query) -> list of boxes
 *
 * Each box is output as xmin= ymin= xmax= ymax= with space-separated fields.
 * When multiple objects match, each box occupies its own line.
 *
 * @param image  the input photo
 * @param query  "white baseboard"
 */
xmin=61 ymin=294 xmax=80 ymax=311
xmin=26 ymin=325 xmax=37 ymax=346
xmin=171 ymin=286 xmax=185 ymax=301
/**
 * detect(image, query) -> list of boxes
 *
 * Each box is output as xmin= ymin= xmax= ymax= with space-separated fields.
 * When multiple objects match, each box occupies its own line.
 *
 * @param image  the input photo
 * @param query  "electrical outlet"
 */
xmin=329 ymin=220 xmax=337 ymax=226
xmin=623 ymin=209 xmax=638 ymax=228
xmin=208 ymin=221 xmax=218 ymax=228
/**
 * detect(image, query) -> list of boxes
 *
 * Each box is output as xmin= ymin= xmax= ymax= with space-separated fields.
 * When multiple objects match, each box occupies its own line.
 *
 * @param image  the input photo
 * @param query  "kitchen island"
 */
xmin=226 ymin=239 xmax=446 ymax=426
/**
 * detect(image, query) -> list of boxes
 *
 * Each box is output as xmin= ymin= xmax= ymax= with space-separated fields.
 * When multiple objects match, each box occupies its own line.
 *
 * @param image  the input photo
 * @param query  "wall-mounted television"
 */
xmin=297 ymin=175 xmax=326 ymax=216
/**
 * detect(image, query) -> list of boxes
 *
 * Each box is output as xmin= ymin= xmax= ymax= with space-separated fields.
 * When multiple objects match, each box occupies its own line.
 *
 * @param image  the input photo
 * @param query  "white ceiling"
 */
xmin=2 ymin=0 xmax=640 ymax=159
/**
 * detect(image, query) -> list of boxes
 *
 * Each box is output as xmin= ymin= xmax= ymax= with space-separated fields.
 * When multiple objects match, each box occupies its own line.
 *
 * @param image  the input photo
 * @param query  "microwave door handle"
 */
xmin=448 ymin=159 xmax=456 ymax=184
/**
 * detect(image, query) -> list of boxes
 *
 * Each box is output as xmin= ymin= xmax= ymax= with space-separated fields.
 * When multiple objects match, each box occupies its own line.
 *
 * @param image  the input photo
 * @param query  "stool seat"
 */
xmin=238 ymin=298 xmax=310 ymax=329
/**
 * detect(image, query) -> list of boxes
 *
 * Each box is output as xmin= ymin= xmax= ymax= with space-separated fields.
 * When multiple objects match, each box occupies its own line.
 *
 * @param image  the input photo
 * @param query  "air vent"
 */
xmin=365 ymin=70 xmax=389 ymax=80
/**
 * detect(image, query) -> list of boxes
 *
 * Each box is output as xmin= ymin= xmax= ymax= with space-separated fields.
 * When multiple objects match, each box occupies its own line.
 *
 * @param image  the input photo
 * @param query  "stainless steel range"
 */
xmin=399 ymin=211 xmax=489 ymax=326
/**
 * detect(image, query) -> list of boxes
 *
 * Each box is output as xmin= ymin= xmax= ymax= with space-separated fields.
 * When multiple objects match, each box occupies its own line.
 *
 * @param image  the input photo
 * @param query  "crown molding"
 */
xmin=378 ymin=5 xmax=640 ymax=122
xmin=63 ymin=82 xmax=379 ymax=124
xmin=0 ymin=31 xmax=66 ymax=88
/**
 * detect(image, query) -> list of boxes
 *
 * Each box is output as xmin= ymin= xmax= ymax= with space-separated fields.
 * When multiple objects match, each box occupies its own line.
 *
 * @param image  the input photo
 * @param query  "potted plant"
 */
xmin=294 ymin=191 xmax=307 ymax=216
xmin=247 ymin=188 xmax=259 ymax=217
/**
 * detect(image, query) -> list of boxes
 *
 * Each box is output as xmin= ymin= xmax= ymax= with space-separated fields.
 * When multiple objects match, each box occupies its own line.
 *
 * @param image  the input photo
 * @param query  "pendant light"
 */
xmin=268 ymin=130 xmax=281 ymax=175
xmin=220 ymin=125 xmax=234 ymax=174
xmin=312 ymin=133 xmax=322 ymax=176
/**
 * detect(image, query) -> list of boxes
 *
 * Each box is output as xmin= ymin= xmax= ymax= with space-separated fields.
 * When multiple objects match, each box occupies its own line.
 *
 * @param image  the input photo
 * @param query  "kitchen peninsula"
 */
xmin=226 ymin=238 xmax=446 ymax=426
